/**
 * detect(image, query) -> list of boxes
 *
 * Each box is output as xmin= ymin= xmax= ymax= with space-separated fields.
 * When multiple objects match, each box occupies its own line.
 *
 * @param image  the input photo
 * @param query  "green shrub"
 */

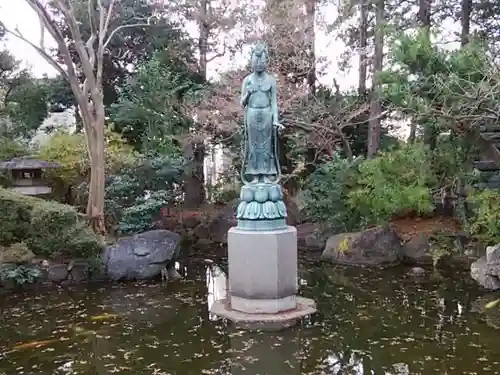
xmin=302 ymin=154 xmax=364 ymax=234
xmin=117 ymin=190 xmax=171 ymax=235
xmin=36 ymin=128 xmax=137 ymax=204
xmin=30 ymin=200 xmax=78 ymax=228
xmin=0 ymin=189 xmax=39 ymax=244
xmin=101 ymin=154 xmax=183 ymax=234
xmin=61 ymin=224 xmax=103 ymax=259
xmin=0 ymin=265 xmax=42 ymax=286
xmin=466 ymin=189 xmax=500 ymax=245
xmin=302 ymin=144 xmax=437 ymax=234
xmin=0 ymin=187 xmax=103 ymax=260
xmin=209 ymin=181 xmax=240 ymax=204
xmin=347 ymin=144 xmax=435 ymax=225
xmin=0 ymin=136 xmax=28 ymax=161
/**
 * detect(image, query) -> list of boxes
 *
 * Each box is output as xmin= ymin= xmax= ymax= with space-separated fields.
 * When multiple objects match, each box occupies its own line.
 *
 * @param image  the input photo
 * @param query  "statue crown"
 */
xmin=252 ymin=41 xmax=268 ymax=57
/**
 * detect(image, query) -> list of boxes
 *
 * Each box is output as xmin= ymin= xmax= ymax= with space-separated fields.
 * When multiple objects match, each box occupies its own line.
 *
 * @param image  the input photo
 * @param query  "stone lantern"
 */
xmin=0 ymin=157 xmax=60 ymax=196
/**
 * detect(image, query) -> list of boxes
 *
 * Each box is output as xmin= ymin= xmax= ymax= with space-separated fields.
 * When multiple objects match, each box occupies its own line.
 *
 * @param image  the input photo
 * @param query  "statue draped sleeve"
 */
xmin=270 ymin=77 xmax=279 ymax=123
xmin=240 ymin=76 xmax=250 ymax=107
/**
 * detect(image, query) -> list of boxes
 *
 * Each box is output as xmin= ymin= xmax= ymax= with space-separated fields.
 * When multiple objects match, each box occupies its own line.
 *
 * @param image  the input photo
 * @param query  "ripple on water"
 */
xmin=0 ymin=258 xmax=499 ymax=375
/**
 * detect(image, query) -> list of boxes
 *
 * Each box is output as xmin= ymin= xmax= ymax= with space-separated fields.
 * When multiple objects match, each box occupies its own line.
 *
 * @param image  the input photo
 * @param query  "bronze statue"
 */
xmin=240 ymin=42 xmax=284 ymax=184
xmin=236 ymin=41 xmax=288 ymax=231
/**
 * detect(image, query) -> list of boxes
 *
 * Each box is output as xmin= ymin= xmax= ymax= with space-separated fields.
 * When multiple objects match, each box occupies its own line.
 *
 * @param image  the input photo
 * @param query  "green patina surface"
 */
xmin=236 ymin=182 xmax=287 ymax=231
xmin=237 ymin=42 xmax=287 ymax=231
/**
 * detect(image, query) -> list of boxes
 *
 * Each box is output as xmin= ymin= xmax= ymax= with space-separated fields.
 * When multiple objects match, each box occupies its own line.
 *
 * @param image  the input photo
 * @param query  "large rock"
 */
xmin=401 ymin=231 xmax=477 ymax=269
xmin=401 ymin=233 xmax=433 ymax=265
xmin=322 ymin=226 xmax=403 ymax=267
xmin=47 ymin=263 xmax=69 ymax=283
xmin=46 ymin=259 xmax=93 ymax=285
xmin=103 ymin=230 xmax=181 ymax=281
xmin=296 ymin=223 xmax=325 ymax=251
xmin=470 ymin=243 xmax=500 ymax=290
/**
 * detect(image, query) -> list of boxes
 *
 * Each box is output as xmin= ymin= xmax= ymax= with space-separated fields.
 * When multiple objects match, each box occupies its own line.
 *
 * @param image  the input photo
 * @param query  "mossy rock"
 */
xmin=322 ymin=232 xmax=357 ymax=254
xmin=0 ymin=242 xmax=35 ymax=264
xmin=322 ymin=227 xmax=403 ymax=267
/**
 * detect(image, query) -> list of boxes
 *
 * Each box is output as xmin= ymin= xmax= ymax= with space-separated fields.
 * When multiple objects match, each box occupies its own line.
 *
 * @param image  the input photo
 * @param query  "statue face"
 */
xmin=251 ymin=49 xmax=268 ymax=73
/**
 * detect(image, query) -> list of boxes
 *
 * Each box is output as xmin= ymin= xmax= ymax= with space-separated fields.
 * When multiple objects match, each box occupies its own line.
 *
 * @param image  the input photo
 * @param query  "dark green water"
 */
xmin=0 ymin=257 xmax=499 ymax=375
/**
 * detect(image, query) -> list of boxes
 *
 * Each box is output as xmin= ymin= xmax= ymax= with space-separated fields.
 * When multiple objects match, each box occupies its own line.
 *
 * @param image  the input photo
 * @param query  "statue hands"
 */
xmin=273 ymin=122 xmax=285 ymax=131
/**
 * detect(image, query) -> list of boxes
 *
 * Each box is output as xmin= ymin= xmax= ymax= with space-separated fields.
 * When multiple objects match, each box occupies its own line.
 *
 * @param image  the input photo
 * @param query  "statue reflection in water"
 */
xmin=204 ymin=262 xmax=411 ymax=374
xmin=206 ymin=262 xmax=227 ymax=321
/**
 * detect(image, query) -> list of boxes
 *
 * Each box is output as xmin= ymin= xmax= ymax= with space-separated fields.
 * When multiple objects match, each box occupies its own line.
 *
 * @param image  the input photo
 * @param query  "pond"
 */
xmin=0 ymin=256 xmax=499 ymax=375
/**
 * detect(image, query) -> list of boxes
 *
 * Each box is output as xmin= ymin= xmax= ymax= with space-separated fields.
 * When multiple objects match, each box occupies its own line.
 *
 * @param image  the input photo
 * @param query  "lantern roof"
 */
xmin=0 ymin=157 xmax=61 ymax=170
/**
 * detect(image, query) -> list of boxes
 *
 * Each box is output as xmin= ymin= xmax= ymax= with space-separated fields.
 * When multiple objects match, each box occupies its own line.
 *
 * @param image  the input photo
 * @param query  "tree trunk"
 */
xmin=358 ymin=0 xmax=368 ymax=98
xmin=183 ymin=0 xmax=208 ymax=209
xmin=74 ymin=104 xmax=83 ymax=133
xmin=367 ymin=0 xmax=384 ymax=159
xmin=85 ymin=101 xmax=106 ymax=234
xmin=198 ymin=0 xmax=209 ymax=81
xmin=441 ymin=0 xmax=472 ymax=151
xmin=305 ymin=0 xmax=316 ymax=96
xmin=419 ymin=0 xmax=431 ymax=32
xmin=356 ymin=0 xmax=370 ymax=154
xmin=460 ymin=0 xmax=472 ymax=46
xmin=183 ymin=142 xmax=206 ymax=209
xmin=417 ymin=0 xmax=432 ymax=145
xmin=10 ymin=0 xmax=155 ymax=235
xmin=408 ymin=124 xmax=417 ymax=143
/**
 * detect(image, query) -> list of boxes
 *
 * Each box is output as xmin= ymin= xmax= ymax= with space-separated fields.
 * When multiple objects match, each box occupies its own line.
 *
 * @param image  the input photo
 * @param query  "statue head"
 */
xmin=251 ymin=42 xmax=268 ymax=73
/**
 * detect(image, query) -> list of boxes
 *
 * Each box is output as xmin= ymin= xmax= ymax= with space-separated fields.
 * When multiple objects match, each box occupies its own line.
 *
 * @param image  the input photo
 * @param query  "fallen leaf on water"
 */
xmin=72 ymin=326 xmax=97 ymax=336
xmin=13 ymin=339 xmax=58 ymax=350
xmin=484 ymin=299 xmax=500 ymax=309
xmin=90 ymin=313 xmax=119 ymax=321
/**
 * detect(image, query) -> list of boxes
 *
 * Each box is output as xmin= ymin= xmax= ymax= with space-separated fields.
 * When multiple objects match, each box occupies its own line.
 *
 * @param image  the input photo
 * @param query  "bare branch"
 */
xmin=85 ymin=0 xmax=98 ymax=70
xmin=96 ymin=0 xmax=116 ymax=88
xmin=21 ymin=0 xmax=89 ymax=107
xmin=3 ymin=0 xmax=110 ymax=231
xmin=25 ymin=0 xmax=67 ymax=47
xmin=4 ymin=26 xmax=68 ymax=80
xmin=88 ymin=0 xmax=96 ymax=38
xmin=51 ymin=0 xmax=96 ymax=89
xmin=207 ymin=42 xmax=227 ymax=63
xmin=102 ymin=0 xmax=116 ymax=36
xmin=38 ymin=14 xmax=45 ymax=49
xmin=103 ymin=22 xmax=156 ymax=49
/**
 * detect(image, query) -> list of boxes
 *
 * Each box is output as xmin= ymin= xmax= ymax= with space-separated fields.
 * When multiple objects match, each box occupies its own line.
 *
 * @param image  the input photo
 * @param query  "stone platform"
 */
xmin=211 ymin=296 xmax=316 ymax=331
xmin=210 ymin=226 xmax=317 ymax=330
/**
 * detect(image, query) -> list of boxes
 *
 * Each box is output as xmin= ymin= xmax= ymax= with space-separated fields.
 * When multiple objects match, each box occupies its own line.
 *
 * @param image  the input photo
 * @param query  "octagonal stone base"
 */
xmin=211 ymin=226 xmax=317 ymax=331
xmin=211 ymin=296 xmax=317 ymax=331
xmin=227 ymin=226 xmax=298 ymax=313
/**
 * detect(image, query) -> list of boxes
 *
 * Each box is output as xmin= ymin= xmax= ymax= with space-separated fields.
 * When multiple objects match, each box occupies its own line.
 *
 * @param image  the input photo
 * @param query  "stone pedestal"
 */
xmin=210 ymin=226 xmax=316 ymax=330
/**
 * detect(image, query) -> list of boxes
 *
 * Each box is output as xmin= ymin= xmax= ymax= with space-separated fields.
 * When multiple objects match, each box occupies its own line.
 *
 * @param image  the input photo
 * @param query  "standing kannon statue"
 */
xmin=236 ymin=42 xmax=288 ymax=231
xmin=240 ymin=42 xmax=284 ymax=184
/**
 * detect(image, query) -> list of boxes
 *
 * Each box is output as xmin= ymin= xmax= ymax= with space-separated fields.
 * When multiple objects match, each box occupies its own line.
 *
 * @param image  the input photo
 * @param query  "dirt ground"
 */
xmin=161 ymin=203 xmax=465 ymax=246
xmin=389 ymin=215 xmax=463 ymax=242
